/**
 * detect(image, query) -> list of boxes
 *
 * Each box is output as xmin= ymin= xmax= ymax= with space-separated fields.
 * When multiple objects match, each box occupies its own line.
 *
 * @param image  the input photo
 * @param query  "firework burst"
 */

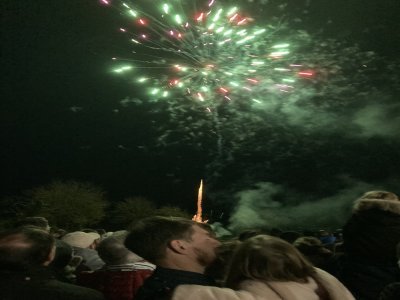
xmin=101 ymin=0 xmax=315 ymax=112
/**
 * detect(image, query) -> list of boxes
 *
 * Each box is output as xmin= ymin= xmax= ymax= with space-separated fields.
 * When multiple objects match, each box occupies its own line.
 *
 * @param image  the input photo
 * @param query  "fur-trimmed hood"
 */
xmin=172 ymin=268 xmax=355 ymax=300
xmin=353 ymin=198 xmax=400 ymax=215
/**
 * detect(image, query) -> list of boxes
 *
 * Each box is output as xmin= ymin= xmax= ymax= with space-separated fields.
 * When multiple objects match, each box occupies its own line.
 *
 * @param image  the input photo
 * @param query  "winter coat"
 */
xmin=74 ymin=247 xmax=105 ymax=271
xmin=0 ymin=266 xmax=104 ymax=300
xmin=379 ymin=282 xmax=400 ymax=300
xmin=335 ymin=197 xmax=400 ymax=300
xmin=343 ymin=198 xmax=400 ymax=265
xmin=172 ymin=268 xmax=354 ymax=300
xmin=136 ymin=267 xmax=216 ymax=300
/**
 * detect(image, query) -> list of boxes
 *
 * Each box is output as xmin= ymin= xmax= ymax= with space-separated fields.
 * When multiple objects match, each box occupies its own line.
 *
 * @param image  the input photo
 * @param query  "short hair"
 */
xmin=279 ymin=231 xmax=302 ymax=244
xmin=50 ymin=240 xmax=73 ymax=269
xmin=238 ymin=229 xmax=263 ymax=241
xmin=125 ymin=216 xmax=195 ymax=264
xmin=15 ymin=217 xmax=50 ymax=230
xmin=0 ymin=227 xmax=55 ymax=270
xmin=225 ymin=235 xmax=315 ymax=289
xmin=293 ymin=236 xmax=326 ymax=255
xmin=110 ymin=230 xmax=129 ymax=243
xmin=97 ymin=237 xmax=133 ymax=265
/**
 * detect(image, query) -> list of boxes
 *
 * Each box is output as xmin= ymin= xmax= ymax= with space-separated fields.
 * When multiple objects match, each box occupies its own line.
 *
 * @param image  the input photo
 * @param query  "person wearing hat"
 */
xmin=62 ymin=231 xmax=105 ymax=271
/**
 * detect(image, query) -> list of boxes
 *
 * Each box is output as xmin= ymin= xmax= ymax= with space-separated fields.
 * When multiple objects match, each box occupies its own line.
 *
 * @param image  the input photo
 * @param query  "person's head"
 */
xmin=0 ymin=227 xmax=55 ymax=270
xmin=238 ymin=229 xmax=263 ymax=241
xmin=205 ymin=239 xmax=241 ymax=284
xmin=316 ymin=230 xmax=336 ymax=246
xmin=110 ymin=230 xmax=129 ymax=243
xmin=354 ymin=190 xmax=400 ymax=213
xmin=50 ymin=240 xmax=73 ymax=269
xmin=293 ymin=236 xmax=332 ymax=255
xmin=225 ymin=235 xmax=315 ymax=289
xmin=279 ymin=231 xmax=302 ymax=244
xmin=97 ymin=236 xmax=142 ymax=265
xmin=125 ymin=216 xmax=221 ymax=273
xmin=15 ymin=217 xmax=51 ymax=232
xmin=293 ymin=236 xmax=333 ymax=268
xmin=359 ymin=191 xmax=398 ymax=201
xmin=51 ymin=228 xmax=67 ymax=239
xmin=61 ymin=231 xmax=101 ymax=249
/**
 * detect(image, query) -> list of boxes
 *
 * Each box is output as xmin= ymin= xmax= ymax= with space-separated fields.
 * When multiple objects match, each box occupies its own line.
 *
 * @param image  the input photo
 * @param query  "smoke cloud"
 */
xmin=353 ymin=102 xmax=400 ymax=138
xmin=228 ymin=179 xmax=381 ymax=232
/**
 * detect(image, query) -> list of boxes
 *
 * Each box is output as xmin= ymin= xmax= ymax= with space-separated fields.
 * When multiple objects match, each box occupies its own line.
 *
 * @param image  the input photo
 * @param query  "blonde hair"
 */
xmin=225 ymin=235 xmax=315 ymax=289
xmin=360 ymin=191 xmax=398 ymax=201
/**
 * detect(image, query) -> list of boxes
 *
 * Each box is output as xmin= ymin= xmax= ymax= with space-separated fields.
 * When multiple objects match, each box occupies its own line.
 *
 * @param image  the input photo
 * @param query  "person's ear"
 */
xmin=169 ymin=239 xmax=188 ymax=254
xmin=43 ymin=245 xmax=56 ymax=266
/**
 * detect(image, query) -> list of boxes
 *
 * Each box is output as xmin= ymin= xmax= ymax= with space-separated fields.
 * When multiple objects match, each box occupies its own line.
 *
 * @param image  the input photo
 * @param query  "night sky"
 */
xmin=2 ymin=0 xmax=400 ymax=229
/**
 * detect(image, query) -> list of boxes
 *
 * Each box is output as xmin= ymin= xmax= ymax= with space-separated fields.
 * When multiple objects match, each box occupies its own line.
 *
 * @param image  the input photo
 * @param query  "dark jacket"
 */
xmin=327 ymin=255 xmax=400 ymax=300
xmin=135 ymin=267 xmax=216 ymax=300
xmin=343 ymin=198 xmax=400 ymax=265
xmin=0 ymin=267 xmax=104 ymax=300
xmin=379 ymin=282 xmax=400 ymax=300
xmin=333 ymin=198 xmax=400 ymax=300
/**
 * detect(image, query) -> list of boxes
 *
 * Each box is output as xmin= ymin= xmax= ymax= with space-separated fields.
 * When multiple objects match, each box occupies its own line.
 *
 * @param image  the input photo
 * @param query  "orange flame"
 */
xmin=192 ymin=179 xmax=208 ymax=223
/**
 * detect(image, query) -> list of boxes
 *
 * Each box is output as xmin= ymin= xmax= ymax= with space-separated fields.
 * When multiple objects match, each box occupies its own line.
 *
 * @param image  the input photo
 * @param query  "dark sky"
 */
xmin=1 ymin=0 xmax=400 ymax=224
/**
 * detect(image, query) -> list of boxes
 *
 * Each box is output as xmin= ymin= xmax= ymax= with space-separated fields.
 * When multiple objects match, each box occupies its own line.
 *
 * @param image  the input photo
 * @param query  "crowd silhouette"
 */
xmin=0 ymin=190 xmax=399 ymax=300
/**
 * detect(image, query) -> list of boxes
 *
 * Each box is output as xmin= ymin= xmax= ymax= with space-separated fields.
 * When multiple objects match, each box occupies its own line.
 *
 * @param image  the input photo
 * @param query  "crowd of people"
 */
xmin=0 ymin=190 xmax=399 ymax=300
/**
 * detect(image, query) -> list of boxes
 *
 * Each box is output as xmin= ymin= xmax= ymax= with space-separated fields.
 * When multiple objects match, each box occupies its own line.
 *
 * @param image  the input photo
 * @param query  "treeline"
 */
xmin=0 ymin=180 xmax=190 ymax=230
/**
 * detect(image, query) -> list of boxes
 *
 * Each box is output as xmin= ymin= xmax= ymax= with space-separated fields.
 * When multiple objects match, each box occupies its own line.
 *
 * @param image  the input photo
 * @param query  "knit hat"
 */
xmin=61 ymin=231 xmax=100 ymax=248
